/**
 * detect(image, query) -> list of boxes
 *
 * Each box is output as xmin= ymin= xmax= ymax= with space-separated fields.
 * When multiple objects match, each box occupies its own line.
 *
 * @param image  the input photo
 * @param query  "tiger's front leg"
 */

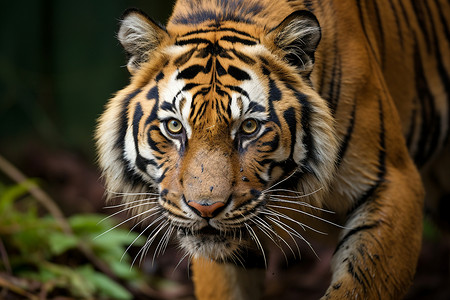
xmin=192 ymin=256 xmax=265 ymax=300
xmin=323 ymin=164 xmax=424 ymax=299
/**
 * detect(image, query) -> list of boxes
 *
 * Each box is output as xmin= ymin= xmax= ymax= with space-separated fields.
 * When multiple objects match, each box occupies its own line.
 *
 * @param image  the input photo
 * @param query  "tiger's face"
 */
xmin=96 ymin=9 xmax=339 ymax=262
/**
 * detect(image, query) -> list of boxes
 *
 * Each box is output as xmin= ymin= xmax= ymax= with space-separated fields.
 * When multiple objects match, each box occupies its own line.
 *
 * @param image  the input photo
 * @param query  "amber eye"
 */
xmin=240 ymin=119 xmax=259 ymax=135
xmin=166 ymin=118 xmax=183 ymax=134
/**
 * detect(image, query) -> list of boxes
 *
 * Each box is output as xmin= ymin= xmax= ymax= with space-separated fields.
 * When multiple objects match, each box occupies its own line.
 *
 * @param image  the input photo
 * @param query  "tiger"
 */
xmin=95 ymin=0 xmax=450 ymax=299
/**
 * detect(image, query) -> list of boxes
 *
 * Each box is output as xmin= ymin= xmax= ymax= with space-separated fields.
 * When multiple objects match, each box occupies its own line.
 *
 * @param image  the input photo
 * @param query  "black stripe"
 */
xmin=227 ymin=65 xmax=250 ymax=81
xmin=147 ymin=86 xmax=158 ymax=100
xmin=356 ymin=1 xmax=381 ymax=66
xmin=405 ymin=97 xmax=418 ymax=150
xmin=216 ymin=60 xmax=227 ymax=76
xmin=220 ymin=35 xmax=257 ymax=45
xmin=130 ymin=102 xmax=158 ymax=175
xmin=224 ymin=85 xmax=250 ymax=99
xmin=156 ymin=168 xmax=168 ymax=184
xmin=133 ymin=102 xmax=149 ymax=173
xmin=132 ymin=102 xmax=144 ymax=150
xmin=304 ymin=0 xmax=314 ymax=11
xmin=260 ymin=134 xmax=280 ymax=153
xmin=347 ymin=261 xmax=364 ymax=286
xmin=327 ymin=38 xmax=342 ymax=114
xmin=372 ymin=0 xmax=385 ymax=67
xmin=334 ymin=222 xmax=380 ymax=254
xmin=413 ymin=41 xmax=439 ymax=167
xmin=336 ymin=98 xmax=357 ymax=167
xmin=160 ymin=101 xmax=175 ymax=113
xmin=433 ymin=0 xmax=450 ymax=42
xmin=231 ymin=49 xmax=256 ymax=65
xmin=284 ymin=84 xmax=315 ymax=165
xmin=245 ymin=102 xmax=265 ymax=114
xmin=348 ymin=98 xmax=386 ymax=214
xmin=397 ymin=0 xmax=411 ymax=30
xmin=387 ymin=0 xmax=404 ymax=48
xmin=183 ymin=83 xmax=200 ymax=91
xmin=411 ymin=1 xmax=432 ymax=53
xmin=356 ymin=265 xmax=370 ymax=293
xmin=174 ymin=47 xmax=197 ymax=66
xmin=299 ymin=96 xmax=314 ymax=163
xmin=147 ymin=126 xmax=165 ymax=155
xmin=268 ymin=78 xmax=282 ymax=102
xmin=424 ymin=0 xmax=450 ymax=146
xmin=283 ymin=107 xmax=297 ymax=161
xmin=175 ymin=38 xmax=211 ymax=46
xmin=155 ymin=71 xmax=164 ymax=82
xmin=145 ymin=87 xmax=160 ymax=126
xmin=267 ymin=92 xmax=281 ymax=127
xmin=180 ymin=27 xmax=257 ymax=39
xmin=254 ymin=172 xmax=268 ymax=185
xmin=177 ymin=64 xmax=205 ymax=80
xmin=116 ymin=89 xmax=142 ymax=150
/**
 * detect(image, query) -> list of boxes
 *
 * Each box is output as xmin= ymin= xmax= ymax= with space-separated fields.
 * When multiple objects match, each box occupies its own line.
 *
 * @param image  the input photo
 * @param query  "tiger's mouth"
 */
xmin=178 ymin=225 xmax=224 ymax=236
xmin=176 ymin=224 xmax=249 ymax=260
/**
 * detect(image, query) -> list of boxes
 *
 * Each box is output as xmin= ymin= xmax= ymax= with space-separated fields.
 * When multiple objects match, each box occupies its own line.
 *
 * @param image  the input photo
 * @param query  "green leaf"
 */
xmin=47 ymin=232 xmax=79 ymax=255
xmin=69 ymin=214 xmax=107 ymax=235
xmin=108 ymin=259 xmax=141 ymax=280
xmin=78 ymin=265 xmax=133 ymax=299
xmin=94 ymin=229 xmax=145 ymax=248
xmin=0 ymin=179 xmax=37 ymax=212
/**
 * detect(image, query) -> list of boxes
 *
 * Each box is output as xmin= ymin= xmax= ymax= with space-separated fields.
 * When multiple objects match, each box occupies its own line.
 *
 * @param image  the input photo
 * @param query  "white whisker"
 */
xmin=106 ymin=189 xmax=159 ymax=197
xmin=153 ymin=225 xmax=174 ymax=264
xmin=95 ymin=207 xmax=159 ymax=240
xmin=267 ymin=204 xmax=347 ymax=229
xmin=264 ymin=214 xmax=302 ymax=258
xmin=103 ymin=197 xmax=159 ymax=209
xmin=267 ymin=187 xmax=323 ymax=200
xmin=98 ymin=200 xmax=158 ymax=224
xmin=141 ymin=221 xmax=170 ymax=264
xmin=266 ymin=210 xmax=320 ymax=256
xmin=262 ymin=170 xmax=298 ymax=193
xmin=251 ymin=216 xmax=290 ymax=263
xmin=266 ymin=215 xmax=317 ymax=258
xmin=172 ymin=251 xmax=190 ymax=275
xmin=128 ymin=206 xmax=162 ymax=233
xmin=269 ymin=197 xmax=334 ymax=214
xmin=121 ymin=209 xmax=163 ymax=261
xmin=245 ymin=223 xmax=267 ymax=268
xmin=133 ymin=220 xmax=169 ymax=267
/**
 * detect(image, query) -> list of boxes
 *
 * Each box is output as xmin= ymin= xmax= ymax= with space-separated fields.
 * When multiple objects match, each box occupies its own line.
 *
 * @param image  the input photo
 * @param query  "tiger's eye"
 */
xmin=241 ymin=119 xmax=259 ymax=135
xmin=167 ymin=119 xmax=183 ymax=134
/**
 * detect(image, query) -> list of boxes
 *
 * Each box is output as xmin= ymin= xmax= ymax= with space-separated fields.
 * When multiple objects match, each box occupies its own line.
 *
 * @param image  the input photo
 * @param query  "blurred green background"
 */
xmin=0 ymin=0 xmax=174 ymax=161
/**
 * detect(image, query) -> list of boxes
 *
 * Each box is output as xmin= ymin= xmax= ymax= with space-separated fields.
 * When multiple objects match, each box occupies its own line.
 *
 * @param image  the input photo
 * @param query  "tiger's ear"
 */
xmin=118 ymin=9 xmax=168 ymax=74
xmin=268 ymin=10 xmax=321 ymax=74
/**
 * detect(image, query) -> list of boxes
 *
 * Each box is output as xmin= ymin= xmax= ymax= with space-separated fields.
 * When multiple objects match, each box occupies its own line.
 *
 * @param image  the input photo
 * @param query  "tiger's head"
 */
xmin=96 ymin=8 xmax=339 ymax=262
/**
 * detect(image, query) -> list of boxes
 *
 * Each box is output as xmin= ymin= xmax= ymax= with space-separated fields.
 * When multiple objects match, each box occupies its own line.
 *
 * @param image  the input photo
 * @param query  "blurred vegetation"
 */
xmin=0 ymin=154 xmax=147 ymax=299
xmin=0 ymin=0 xmax=174 ymax=160
xmin=0 ymin=183 xmax=145 ymax=299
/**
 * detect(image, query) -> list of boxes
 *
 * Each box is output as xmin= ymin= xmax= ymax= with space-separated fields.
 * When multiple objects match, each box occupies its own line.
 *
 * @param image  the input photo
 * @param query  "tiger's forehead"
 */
xmin=155 ymin=26 xmax=268 ymax=132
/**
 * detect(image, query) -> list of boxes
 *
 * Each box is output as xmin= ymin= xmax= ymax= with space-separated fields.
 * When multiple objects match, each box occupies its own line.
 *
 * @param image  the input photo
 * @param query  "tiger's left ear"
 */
xmin=118 ymin=9 xmax=169 ymax=74
xmin=267 ymin=10 xmax=321 ymax=75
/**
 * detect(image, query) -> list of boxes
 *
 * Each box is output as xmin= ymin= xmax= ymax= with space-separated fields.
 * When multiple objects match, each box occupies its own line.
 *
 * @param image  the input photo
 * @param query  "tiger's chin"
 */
xmin=177 ymin=226 xmax=247 ymax=261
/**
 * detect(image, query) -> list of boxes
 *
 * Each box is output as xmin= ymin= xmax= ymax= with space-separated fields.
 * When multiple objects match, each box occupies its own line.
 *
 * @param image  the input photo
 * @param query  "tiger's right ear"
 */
xmin=118 ymin=9 xmax=168 ymax=74
xmin=266 ymin=10 xmax=321 ymax=75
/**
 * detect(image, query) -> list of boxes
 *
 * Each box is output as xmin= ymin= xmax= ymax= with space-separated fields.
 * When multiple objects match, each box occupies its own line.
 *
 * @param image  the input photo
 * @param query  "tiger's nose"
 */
xmin=186 ymin=200 xmax=226 ymax=219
